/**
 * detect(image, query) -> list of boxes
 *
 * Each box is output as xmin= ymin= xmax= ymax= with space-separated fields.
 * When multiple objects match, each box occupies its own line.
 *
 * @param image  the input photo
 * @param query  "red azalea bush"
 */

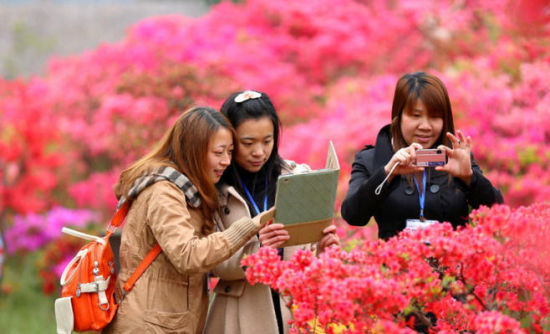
xmin=1 ymin=0 xmax=549 ymax=218
xmin=0 ymin=79 xmax=65 ymax=215
xmin=243 ymin=203 xmax=550 ymax=333
xmin=1 ymin=0 xmax=550 ymax=300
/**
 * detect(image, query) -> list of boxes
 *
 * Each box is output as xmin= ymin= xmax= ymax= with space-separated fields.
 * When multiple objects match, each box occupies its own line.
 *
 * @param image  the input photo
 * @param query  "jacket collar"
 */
xmin=218 ymin=184 xmax=249 ymax=213
xmin=218 ymin=160 xmax=295 ymax=211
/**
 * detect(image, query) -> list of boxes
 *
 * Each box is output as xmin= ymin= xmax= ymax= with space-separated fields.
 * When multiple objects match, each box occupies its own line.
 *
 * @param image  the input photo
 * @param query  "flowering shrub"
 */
xmin=37 ymin=236 xmax=89 ymax=295
xmin=3 ymin=207 xmax=99 ymax=292
xmin=0 ymin=236 xmax=4 ymax=283
xmin=0 ymin=79 xmax=65 ymax=214
xmin=243 ymin=203 xmax=550 ymax=332
xmin=0 ymin=0 xmax=549 ymax=307
xmin=4 ymin=207 xmax=97 ymax=255
xmin=2 ymin=0 xmax=549 ymax=219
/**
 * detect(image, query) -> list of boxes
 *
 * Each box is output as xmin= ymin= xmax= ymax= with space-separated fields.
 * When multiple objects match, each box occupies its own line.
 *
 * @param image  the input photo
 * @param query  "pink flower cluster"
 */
xmin=2 ymin=0 xmax=549 ymax=219
xmin=0 ymin=79 xmax=65 ymax=214
xmin=1 ymin=0 xmax=550 ymax=305
xmin=4 ymin=207 xmax=97 ymax=255
xmin=243 ymin=203 xmax=550 ymax=332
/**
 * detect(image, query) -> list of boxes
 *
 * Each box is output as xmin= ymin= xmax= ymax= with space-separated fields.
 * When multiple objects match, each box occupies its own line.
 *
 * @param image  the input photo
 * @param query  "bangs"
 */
xmin=402 ymin=93 xmax=442 ymax=119
xmin=426 ymin=104 xmax=444 ymax=118
xmin=418 ymin=88 xmax=446 ymax=119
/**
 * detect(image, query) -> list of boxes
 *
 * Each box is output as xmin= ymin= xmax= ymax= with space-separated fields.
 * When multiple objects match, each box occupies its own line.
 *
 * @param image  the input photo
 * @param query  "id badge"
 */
xmin=406 ymin=219 xmax=438 ymax=231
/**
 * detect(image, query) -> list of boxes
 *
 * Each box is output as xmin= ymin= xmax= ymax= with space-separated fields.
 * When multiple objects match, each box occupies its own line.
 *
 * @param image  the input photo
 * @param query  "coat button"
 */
xmin=224 ymin=286 xmax=231 ymax=293
xmin=405 ymin=186 xmax=414 ymax=195
xmin=224 ymin=207 xmax=230 ymax=215
xmin=430 ymin=184 xmax=440 ymax=193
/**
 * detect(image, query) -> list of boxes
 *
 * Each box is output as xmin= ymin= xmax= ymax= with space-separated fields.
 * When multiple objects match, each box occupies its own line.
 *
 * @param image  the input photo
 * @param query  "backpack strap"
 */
xmin=107 ymin=201 xmax=162 ymax=300
xmin=122 ymin=243 xmax=162 ymax=294
xmin=106 ymin=200 xmax=131 ymax=233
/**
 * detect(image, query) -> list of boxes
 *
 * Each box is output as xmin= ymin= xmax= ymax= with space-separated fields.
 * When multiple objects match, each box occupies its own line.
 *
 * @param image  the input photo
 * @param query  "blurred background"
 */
xmin=0 ymin=0 xmax=549 ymax=332
xmin=0 ymin=0 xmax=209 ymax=78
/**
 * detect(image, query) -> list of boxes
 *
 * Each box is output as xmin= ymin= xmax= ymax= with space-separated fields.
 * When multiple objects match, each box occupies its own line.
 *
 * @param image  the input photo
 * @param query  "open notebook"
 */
xmin=274 ymin=141 xmax=340 ymax=247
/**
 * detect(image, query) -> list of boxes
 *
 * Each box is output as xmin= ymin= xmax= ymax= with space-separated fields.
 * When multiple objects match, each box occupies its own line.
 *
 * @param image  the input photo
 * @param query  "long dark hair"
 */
xmin=390 ymin=72 xmax=455 ymax=151
xmin=219 ymin=90 xmax=284 ymax=194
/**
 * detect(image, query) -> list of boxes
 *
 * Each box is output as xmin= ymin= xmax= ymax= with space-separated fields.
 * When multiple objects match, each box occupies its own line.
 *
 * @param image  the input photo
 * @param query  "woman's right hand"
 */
xmin=384 ymin=143 xmax=424 ymax=180
xmin=252 ymin=207 xmax=276 ymax=228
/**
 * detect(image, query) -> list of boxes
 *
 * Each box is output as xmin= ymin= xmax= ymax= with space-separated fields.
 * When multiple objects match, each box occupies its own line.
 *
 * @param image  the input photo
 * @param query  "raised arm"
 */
xmin=146 ymin=182 xmax=272 ymax=275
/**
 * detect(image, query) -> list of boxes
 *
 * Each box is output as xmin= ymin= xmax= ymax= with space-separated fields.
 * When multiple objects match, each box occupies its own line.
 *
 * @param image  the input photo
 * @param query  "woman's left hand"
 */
xmin=317 ymin=225 xmax=340 ymax=254
xmin=436 ymin=130 xmax=473 ymax=185
xmin=259 ymin=222 xmax=290 ymax=248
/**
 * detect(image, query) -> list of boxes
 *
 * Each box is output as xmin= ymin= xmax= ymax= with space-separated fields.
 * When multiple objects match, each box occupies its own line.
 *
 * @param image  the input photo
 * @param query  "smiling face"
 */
xmin=400 ymin=99 xmax=443 ymax=149
xmin=391 ymin=72 xmax=455 ymax=151
xmin=234 ymin=117 xmax=274 ymax=173
xmin=206 ymin=128 xmax=233 ymax=183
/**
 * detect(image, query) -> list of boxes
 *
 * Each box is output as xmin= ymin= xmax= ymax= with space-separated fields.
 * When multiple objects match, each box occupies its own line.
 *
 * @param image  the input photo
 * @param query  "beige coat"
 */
xmin=102 ymin=181 xmax=264 ymax=334
xmin=204 ymin=163 xmax=313 ymax=334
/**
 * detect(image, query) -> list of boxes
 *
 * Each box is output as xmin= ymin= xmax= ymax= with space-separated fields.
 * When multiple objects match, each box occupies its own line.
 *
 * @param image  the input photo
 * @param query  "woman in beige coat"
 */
xmin=204 ymin=91 xmax=339 ymax=334
xmin=102 ymin=107 xmax=274 ymax=334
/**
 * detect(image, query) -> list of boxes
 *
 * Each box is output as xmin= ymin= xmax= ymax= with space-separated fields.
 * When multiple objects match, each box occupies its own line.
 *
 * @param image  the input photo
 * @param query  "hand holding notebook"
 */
xmin=274 ymin=141 xmax=340 ymax=247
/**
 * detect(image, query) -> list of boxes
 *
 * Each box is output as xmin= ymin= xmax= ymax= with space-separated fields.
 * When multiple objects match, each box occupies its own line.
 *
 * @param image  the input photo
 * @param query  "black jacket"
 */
xmin=341 ymin=125 xmax=504 ymax=239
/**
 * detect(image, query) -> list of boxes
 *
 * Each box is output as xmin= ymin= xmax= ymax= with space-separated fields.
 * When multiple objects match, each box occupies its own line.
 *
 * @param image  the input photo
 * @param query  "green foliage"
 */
xmin=0 ymin=254 xmax=57 ymax=334
xmin=517 ymin=145 xmax=542 ymax=168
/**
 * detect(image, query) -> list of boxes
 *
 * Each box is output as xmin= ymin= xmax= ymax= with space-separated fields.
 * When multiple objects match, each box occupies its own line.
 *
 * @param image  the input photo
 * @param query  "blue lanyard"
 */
xmin=240 ymin=175 xmax=268 ymax=216
xmin=413 ymin=169 xmax=427 ymax=221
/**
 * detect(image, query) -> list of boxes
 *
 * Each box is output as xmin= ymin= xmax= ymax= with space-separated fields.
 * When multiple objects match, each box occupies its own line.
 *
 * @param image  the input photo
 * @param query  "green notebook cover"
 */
xmin=274 ymin=141 xmax=340 ymax=226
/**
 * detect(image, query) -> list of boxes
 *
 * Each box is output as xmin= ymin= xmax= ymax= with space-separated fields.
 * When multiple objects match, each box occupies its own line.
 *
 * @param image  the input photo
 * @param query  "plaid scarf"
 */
xmin=117 ymin=166 xmax=201 ymax=209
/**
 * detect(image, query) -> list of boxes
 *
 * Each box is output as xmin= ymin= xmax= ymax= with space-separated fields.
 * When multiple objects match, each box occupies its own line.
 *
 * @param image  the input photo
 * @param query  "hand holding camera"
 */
xmin=384 ymin=130 xmax=473 ymax=183
xmin=434 ymin=130 xmax=474 ymax=185
xmin=384 ymin=143 xmax=424 ymax=180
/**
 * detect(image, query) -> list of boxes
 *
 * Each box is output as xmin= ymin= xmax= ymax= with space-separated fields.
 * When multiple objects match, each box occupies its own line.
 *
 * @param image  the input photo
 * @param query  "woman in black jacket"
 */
xmin=341 ymin=72 xmax=503 ymax=239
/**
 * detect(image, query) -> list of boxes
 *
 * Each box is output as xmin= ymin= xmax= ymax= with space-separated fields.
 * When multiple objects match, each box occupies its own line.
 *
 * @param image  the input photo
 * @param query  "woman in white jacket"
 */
xmin=204 ymin=90 xmax=339 ymax=334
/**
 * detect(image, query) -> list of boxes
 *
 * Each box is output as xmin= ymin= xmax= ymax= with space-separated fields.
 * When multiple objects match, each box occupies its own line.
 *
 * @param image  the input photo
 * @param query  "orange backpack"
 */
xmin=54 ymin=201 xmax=162 ymax=333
